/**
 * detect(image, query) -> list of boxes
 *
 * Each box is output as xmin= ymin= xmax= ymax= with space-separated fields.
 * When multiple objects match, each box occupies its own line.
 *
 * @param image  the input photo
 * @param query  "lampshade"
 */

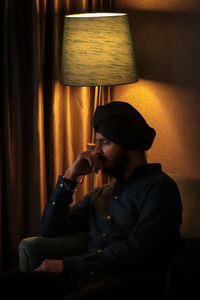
xmin=61 ymin=13 xmax=138 ymax=87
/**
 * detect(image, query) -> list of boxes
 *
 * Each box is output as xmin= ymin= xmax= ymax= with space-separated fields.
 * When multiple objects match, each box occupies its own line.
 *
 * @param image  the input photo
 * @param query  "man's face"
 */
xmin=94 ymin=132 xmax=129 ymax=179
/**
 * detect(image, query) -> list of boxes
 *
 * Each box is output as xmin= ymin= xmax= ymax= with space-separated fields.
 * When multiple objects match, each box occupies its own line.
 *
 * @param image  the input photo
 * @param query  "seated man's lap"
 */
xmin=0 ymin=271 xmax=152 ymax=300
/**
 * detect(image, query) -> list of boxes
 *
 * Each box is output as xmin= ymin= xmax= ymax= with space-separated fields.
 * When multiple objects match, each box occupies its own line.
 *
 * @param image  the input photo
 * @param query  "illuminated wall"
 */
xmin=113 ymin=0 xmax=200 ymax=180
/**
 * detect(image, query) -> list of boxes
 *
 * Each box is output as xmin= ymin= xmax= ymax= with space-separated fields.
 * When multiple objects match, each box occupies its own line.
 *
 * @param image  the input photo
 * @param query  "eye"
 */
xmin=102 ymin=139 xmax=110 ymax=145
xmin=95 ymin=138 xmax=110 ymax=146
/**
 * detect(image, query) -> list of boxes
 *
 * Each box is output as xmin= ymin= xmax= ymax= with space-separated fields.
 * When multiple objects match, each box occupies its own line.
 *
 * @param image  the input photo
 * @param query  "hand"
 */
xmin=64 ymin=151 xmax=103 ymax=181
xmin=34 ymin=259 xmax=63 ymax=274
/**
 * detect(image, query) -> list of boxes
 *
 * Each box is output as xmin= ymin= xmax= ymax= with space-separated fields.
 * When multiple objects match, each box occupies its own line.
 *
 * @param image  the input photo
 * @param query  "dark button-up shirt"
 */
xmin=40 ymin=164 xmax=182 ymax=292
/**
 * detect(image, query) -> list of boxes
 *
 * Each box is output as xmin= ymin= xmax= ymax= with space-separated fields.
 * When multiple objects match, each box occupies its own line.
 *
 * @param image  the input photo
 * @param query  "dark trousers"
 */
xmin=0 ymin=271 xmax=153 ymax=300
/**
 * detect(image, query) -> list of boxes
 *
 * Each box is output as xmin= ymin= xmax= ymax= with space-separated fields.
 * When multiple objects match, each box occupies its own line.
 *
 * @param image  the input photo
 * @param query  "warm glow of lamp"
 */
xmin=61 ymin=12 xmax=138 ymax=87
xmin=60 ymin=12 xmax=138 ymax=190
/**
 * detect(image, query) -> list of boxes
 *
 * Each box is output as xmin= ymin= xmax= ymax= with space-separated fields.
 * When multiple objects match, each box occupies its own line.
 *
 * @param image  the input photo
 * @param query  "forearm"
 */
xmin=40 ymin=175 xmax=77 ymax=237
xmin=40 ymin=150 xmax=101 ymax=237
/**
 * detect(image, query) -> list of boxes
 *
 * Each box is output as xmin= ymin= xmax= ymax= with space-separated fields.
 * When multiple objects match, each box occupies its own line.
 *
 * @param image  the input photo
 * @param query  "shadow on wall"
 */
xmin=126 ymin=10 xmax=200 ymax=85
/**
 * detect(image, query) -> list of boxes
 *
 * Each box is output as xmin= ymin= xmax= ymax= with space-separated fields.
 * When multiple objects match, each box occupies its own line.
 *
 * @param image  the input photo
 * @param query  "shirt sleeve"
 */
xmin=40 ymin=175 xmax=90 ymax=237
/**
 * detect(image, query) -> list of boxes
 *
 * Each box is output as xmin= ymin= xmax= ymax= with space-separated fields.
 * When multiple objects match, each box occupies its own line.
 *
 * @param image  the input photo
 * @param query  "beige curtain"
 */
xmin=1 ymin=0 xmax=113 ymax=270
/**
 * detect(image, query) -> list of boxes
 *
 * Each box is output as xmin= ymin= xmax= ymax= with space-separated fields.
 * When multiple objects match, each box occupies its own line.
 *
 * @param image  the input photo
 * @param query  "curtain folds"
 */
xmin=1 ymin=0 xmax=113 ymax=270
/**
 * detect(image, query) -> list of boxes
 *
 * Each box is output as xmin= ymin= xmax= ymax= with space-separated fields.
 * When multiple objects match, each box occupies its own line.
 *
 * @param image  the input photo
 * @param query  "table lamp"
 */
xmin=60 ymin=12 xmax=138 ymax=188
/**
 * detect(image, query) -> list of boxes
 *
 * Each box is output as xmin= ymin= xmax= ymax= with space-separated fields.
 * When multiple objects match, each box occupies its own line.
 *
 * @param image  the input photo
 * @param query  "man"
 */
xmin=1 ymin=101 xmax=182 ymax=299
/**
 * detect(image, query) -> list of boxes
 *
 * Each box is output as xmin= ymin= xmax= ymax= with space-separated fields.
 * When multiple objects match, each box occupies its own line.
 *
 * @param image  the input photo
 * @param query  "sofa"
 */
xmin=19 ymin=174 xmax=200 ymax=299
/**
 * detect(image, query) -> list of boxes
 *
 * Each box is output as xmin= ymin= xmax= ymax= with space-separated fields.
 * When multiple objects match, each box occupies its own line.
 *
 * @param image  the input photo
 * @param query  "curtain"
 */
xmin=1 ymin=0 xmax=113 ymax=270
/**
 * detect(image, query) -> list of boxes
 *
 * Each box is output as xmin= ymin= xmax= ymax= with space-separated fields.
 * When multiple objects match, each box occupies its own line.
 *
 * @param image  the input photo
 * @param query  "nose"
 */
xmin=94 ymin=141 xmax=103 ymax=155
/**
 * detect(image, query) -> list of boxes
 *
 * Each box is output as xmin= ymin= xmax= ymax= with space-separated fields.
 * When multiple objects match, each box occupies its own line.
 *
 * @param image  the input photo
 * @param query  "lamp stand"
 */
xmin=90 ymin=85 xmax=111 ymax=188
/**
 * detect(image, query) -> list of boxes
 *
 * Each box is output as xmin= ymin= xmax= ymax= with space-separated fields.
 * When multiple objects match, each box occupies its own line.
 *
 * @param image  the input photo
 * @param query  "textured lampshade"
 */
xmin=61 ymin=13 xmax=138 ymax=87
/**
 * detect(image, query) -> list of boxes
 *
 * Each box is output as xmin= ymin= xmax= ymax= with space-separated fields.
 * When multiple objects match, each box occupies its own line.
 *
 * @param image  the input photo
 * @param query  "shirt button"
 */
xmin=102 ymin=232 xmax=107 ymax=237
xmin=60 ymin=183 xmax=63 ymax=188
xmin=97 ymin=249 xmax=102 ymax=254
xmin=114 ymin=195 xmax=118 ymax=200
xmin=90 ymin=271 xmax=95 ymax=276
xmin=52 ymin=202 xmax=55 ymax=206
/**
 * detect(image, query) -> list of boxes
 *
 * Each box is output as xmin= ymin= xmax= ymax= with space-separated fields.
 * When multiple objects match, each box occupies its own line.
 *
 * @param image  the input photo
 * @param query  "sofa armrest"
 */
xmin=18 ymin=232 xmax=89 ymax=272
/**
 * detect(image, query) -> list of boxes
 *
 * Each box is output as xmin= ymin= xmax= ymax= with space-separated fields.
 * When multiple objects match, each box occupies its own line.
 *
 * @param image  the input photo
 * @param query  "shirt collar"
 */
xmin=116 ymin=163 xmax=162 ymax=185
xmin=133 ymin=163 xmax=162 ymax=177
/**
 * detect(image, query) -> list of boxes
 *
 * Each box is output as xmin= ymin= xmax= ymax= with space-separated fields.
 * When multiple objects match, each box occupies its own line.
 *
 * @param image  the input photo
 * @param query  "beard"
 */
xmin=100 ymin=148 xmax=130 ymax=180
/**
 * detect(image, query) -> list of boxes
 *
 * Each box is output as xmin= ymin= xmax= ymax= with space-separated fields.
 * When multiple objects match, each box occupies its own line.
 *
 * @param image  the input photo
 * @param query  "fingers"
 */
xmin=34 ymin=259 xmax=52 ymax=272
xmin=34 ymin=259 xmax=63 ymax=274
xmin=64 ymin=151 xmax=103 ymax=180
xmin=83 ymin=151 xmax=102 ymax=173
xmin=34 ymin=260 xmax=47 ymax=272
